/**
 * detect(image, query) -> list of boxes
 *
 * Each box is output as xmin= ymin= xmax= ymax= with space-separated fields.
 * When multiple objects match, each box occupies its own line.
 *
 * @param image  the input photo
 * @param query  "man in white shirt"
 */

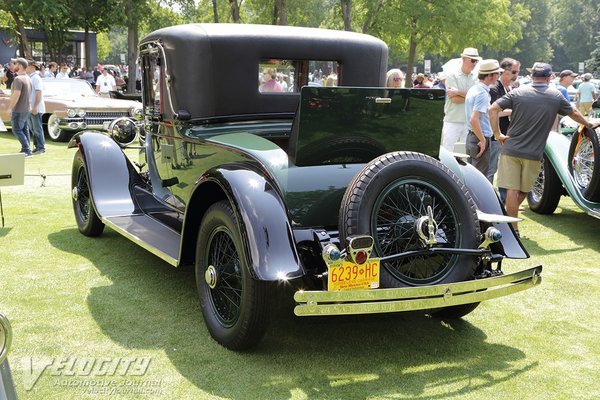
xmin=55 ymin=64 xmax=70 ymax=79
xmin=26 ymin=60 xmax=46 ymax=154
xmin=95 ymin=67 xmax=116 ymax=97
xmin=441 ymin=47 xmax=481 ymax=152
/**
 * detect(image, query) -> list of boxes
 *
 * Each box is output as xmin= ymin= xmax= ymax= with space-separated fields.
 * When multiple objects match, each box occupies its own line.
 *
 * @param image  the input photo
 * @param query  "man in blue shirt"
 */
xmin=465 ymin=59 xmax=503 ymax=175
xmin=556 ymin=69 xmax=577 ymax=101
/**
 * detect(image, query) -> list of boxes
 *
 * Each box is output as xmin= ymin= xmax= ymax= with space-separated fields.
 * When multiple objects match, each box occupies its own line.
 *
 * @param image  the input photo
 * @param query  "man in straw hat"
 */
xmin=489 ymin=62 xmax=600 ymax=236
xmin=441 ymin=47 xmax=482 ymax=152
xmin=464 ymin=59 xmax=504 ymax=175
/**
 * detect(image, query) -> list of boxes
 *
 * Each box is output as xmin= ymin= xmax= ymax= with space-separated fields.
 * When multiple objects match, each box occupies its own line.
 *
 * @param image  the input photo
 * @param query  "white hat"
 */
xmin=478 ymin=59 xmax=503 ymax=75
xmin=460 ymin=48 xmax=482 ymax=60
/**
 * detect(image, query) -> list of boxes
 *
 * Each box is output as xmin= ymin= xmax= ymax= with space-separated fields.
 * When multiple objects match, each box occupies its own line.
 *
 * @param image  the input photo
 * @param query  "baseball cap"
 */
xmin=559 ymin=69 xmax=578 ymax=78
xmin=528 ymin=62 xmax=552 ymax=77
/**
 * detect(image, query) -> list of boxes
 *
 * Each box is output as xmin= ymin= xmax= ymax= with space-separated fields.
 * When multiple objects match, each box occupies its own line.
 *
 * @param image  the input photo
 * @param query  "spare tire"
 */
xmin=339 ymin=151 xmax=481 ymax=287
xmin=568 ymin=126 xmax=600 ymax=202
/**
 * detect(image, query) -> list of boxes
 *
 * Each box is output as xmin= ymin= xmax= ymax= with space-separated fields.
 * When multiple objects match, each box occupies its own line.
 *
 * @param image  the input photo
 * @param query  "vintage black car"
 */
xmin=69 ymin=24 xmax=541 ymax=350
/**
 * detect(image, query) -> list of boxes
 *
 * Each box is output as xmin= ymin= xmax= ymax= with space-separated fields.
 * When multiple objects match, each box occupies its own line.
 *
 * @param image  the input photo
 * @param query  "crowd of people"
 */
xmin=388 ymin=48 xmax=600 ymax=236
xmin=1 ymin=60 xmax=130 ymax=95
xmin=1 ymin=57 xmax=140 ymax=157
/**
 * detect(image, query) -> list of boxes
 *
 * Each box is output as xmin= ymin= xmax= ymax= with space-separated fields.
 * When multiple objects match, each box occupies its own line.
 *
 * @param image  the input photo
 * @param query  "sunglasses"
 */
xmin=393 ymin=77 xmax=403 ymax=81
xmin=469 ymin=59 xmax=479 ymax=64
xmin=506 ymin=70 xmax=519 ymax=75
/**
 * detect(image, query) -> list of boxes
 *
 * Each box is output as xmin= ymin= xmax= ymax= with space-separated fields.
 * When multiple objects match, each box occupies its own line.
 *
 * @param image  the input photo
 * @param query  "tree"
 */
xmin=353 ymin=0 xmax=525 ymax=86
xmin=340 ymin=0 xmax=352 ymax=31
xmin=551 ymin=0 xmax=600 ymax=71
xmin=586 ymin=34 xmax=600 ymax=75
xmin=71 ymin=0 xmax=118 ymax=68
xmin=0 ymin=1 xmax=32 ymax=59
xmin=273 ymin=0 xmax=287 ymax=25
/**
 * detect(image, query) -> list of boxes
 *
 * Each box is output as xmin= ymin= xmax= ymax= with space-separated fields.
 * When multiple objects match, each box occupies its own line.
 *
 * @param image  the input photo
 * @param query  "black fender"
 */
xmin=439 ymin=147 xmax=528 ymax=259
xmin=182 ymin=164 xmax=304 ymax=281
xmin=69 ymin=131 xmax=138 ymax=217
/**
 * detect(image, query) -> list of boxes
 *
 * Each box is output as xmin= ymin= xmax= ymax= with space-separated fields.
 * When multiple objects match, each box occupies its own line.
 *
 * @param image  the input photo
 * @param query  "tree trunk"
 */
xmin=212 ymin=0 xmax=219 ymax=23
xmin=229 ymin=0 xmax=241 ymax=22
xmin=405 ymin=32 xmax=417 ymax=89
xmin=10 ymin=10 xmax=31 ymax=59
xmin=341 ymin=0 xmax=352 ymax=31
xmin=278 ymin=0 xmax=286 ymax=25
xmin=125 ymin=0 xmax=139 ymax=94
xmin=84 ymin=26 xmax=91 ymax=68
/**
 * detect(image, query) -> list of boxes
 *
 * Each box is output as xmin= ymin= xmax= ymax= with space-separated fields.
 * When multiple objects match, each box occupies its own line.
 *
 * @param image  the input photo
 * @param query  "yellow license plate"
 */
xmin=328 ymin=258 xmax=380 ymax=291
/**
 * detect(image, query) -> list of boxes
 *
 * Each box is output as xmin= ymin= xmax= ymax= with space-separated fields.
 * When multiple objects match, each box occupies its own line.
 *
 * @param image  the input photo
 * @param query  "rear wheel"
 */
xmin=195 ymin=201 xmax=271 ymax=350
xmin=339 ymin=151 xmax=481 ymax=318
xmin=568 ymin=126 xmax=600 ymax=202
xmin=71 ymin=151 xmax=104 ymax=236
xmin=527 ymin=154 xmax=562 ymax=214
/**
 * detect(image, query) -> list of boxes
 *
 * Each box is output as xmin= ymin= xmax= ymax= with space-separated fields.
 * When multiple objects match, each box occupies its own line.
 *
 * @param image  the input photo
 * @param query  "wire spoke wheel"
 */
xmin=568 ymin=127 xmax=600 ymax=202
xmin=372 ymin=179 xmax=459 ymax=285
xmin=206 ymin=228 xmax=242 ymax=327
xmin=572 ymin=136 xmax=595 ymax=189
xmin=196 ymin=201 xmax=271 ymax=350
xmin=71 ymin=150 xmax=104 ymax=236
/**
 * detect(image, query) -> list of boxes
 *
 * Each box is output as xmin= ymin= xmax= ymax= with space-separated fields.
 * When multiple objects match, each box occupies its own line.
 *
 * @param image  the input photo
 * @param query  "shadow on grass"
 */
xmin=521 ymin=205 xmax=600 ymax=257
xmin=0 ymin=226 xmax=12 ymax=237
xmin=49 ymin=227 xmax=536 ymax=399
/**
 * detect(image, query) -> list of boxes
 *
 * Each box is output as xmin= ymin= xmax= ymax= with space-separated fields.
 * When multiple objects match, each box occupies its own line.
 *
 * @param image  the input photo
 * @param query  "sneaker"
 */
xmin=24 ymin=153 xmax=33 ymax=158
xmin=32 ymin=148 xmax=45 ymax=155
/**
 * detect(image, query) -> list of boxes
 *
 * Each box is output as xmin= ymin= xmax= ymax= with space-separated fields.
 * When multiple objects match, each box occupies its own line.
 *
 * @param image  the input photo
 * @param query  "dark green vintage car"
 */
xmin=70 ymin=24 xmax=541 ymax=350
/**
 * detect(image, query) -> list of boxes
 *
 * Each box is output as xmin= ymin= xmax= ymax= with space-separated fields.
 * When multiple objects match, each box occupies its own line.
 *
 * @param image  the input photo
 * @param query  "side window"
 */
xmin=141 ymin=51 xmax=161 ymax=119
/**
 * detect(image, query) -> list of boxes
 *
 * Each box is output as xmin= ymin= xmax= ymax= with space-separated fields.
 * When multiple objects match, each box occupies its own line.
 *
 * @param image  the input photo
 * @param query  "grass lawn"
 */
xmin=0 ymin=132 xmax=599 ymax=400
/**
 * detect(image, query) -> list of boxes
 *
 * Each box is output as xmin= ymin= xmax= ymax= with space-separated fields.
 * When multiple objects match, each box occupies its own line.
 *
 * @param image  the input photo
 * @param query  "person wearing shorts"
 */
xmin=489 ymin=62 xmax=599 ymax=235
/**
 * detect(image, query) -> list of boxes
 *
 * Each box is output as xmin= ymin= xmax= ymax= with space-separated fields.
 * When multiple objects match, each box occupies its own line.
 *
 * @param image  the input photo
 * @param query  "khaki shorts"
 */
xmin=497 ymin=154 xmax=541 ymax=193
xmin=579 ymin=102 xmax=593 ymax=116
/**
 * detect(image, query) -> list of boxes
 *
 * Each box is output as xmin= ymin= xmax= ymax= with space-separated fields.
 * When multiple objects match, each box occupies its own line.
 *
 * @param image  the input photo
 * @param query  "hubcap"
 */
xmin=72 ymin=186 xmax=79 ymax=201
xmin=205 ymin=265 xmax=218 ymax=289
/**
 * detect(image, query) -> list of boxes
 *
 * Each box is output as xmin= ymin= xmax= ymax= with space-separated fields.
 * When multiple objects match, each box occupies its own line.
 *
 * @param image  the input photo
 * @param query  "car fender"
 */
xmin=182 ymin=165 xmax=304 ymax=281
xmin=439 ymin=147 xmax=528 ymax=258
xmin=69 ymin=131 xmax=137 ymax=217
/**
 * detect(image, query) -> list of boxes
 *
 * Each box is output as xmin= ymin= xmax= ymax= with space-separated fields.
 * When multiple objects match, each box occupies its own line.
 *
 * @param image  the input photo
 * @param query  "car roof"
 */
xmin=140 ymin=23 xmax=388 ymax=122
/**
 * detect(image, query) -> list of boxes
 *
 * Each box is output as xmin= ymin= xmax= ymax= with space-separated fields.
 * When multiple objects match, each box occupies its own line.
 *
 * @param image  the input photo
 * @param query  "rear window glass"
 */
xmin=258 ymin=59 xmax=340 ymax=93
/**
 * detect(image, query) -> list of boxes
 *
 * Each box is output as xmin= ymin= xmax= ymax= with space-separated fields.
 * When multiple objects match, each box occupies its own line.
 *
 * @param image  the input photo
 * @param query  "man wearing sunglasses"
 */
xmin=488 ymin=58 xmax=520 ymax=195
xmin=441 ymin=47 xmax=481 ymax=152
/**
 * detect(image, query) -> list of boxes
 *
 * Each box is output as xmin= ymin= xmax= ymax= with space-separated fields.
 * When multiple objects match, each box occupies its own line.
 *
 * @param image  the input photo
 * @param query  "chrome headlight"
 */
xmin=67 ymin=108 xmax=76 ymax=118
xmin=0 ymin=313 xmax=12 ymax=364
xmin=131 ymin=107 xmax=143 ymax=120
xmin=76 ymin=108 xmax=86 ymax=117
xmin=107 ymin=117 xmax=138 ymax=147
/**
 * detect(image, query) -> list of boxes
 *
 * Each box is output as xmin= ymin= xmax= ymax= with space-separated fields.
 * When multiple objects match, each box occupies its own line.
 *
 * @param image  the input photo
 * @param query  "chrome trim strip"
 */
xmin=101 ymin=217 xmax=178 ymax=266
xmin=294 ymin=266 xmax=542 ymax=316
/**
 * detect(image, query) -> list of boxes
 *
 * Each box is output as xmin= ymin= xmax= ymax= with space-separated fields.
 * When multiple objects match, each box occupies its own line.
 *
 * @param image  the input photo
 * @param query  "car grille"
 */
xmin=84 ymin=111 xmax=130 ymax=126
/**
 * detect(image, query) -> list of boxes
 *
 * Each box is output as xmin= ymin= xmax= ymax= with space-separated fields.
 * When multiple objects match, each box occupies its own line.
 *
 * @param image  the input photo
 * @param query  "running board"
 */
xmin=103 ymin=214 xmax=180 ymax=266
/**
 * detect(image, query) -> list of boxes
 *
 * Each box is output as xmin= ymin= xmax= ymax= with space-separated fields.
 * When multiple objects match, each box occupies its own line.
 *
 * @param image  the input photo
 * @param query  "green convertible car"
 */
xmin=69 ymin=23 xmax=542 ymax=350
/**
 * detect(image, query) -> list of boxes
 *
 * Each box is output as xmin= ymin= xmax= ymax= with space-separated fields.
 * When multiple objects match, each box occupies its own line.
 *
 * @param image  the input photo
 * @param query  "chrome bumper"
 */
xmin=294 ymin=266 xmax=542 ymax=316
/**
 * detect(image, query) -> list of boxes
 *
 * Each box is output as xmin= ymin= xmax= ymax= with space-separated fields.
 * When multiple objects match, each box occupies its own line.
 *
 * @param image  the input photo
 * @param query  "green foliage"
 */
xmin=98 ymin=27 xmax=128 ymax=65
xmin=96 ymin=32 xmax=112 ymax=64
xmin=586 ymin=34 xmax=600 ymax=75
xmin=551 ymin=0 xmax=600 ymax=70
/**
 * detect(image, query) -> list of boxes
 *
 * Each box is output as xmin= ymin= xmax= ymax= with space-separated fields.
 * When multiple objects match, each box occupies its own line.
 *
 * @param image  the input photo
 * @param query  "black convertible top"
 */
xmin=140 ymin=23 xmax=388 ymax=121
